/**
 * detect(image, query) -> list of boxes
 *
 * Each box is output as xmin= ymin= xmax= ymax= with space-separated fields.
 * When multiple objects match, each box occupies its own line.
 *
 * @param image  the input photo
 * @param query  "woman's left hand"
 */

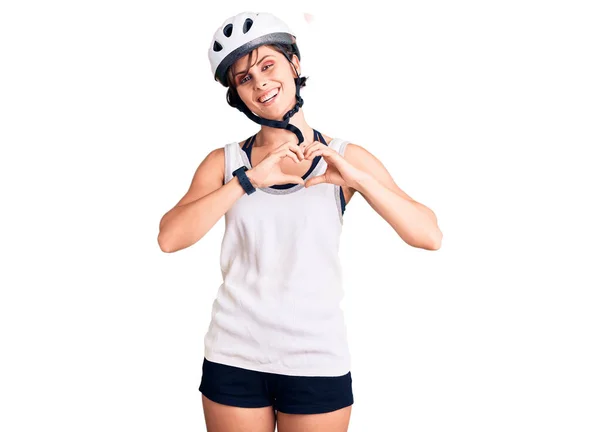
xmin=300 ymin=141 xmax=367 ymax=189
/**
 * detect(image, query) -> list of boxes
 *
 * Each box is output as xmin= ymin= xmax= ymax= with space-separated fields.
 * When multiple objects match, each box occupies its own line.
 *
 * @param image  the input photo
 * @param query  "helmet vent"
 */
xmin=243 ymin=18 xmax=253 ymax=34
xmin=223 ymin=24 xmax=233 ymax=37
xmin=213 ymin=41 xmax=223 ymax=52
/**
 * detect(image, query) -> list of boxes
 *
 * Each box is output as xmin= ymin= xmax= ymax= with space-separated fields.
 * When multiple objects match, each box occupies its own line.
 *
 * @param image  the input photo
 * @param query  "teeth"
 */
xmin=259 ymin=88 xmax=279 ymax=103
xmin=260 ymin=94 xmax=276 ymax=103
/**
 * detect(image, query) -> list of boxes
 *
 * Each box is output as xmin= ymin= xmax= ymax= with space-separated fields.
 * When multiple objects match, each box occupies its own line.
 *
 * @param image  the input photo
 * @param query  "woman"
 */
xmin=158 ymin=11 xmax=443 ymax=432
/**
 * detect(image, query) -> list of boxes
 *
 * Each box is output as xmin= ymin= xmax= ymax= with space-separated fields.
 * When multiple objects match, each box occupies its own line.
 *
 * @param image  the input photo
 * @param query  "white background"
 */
xmin=1 ymin=0 xmax=599 ymax=431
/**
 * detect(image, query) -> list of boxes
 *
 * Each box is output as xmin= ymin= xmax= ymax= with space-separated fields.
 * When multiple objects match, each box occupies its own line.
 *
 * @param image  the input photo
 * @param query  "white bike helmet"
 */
xmin=208 ymin=12 xmax=308 ymax=144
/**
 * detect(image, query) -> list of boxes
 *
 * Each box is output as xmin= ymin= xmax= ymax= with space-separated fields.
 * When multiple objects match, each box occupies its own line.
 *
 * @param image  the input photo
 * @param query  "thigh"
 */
xmin=202 ymin=394 xmax=276 ymax=432
xmin=276 ymin=405 xmax=352 ymax=432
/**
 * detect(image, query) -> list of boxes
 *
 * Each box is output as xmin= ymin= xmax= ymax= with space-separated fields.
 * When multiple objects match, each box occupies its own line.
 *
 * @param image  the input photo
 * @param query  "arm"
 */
xmin=345 ymin=144 xmax=443 ymax=250
xmin=158 ymin=148 xmax=247 ymax=253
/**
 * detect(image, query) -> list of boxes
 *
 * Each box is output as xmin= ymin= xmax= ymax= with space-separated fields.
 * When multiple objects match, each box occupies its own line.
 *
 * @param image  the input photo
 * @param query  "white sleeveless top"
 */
xmin=203 ymin=135 xmax=351 ymax=377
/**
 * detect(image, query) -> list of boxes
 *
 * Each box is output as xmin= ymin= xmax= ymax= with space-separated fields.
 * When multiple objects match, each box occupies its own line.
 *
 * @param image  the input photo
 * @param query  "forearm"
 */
xmin=354 ymin=174 xmax=442 ymax=250
xmin=158 ymin=177 xmax=246 ymax=253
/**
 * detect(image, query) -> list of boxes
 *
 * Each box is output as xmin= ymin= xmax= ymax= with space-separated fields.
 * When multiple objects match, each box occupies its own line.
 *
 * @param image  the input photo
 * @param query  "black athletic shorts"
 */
xmin=199 ymin=357 xmax=354 ymax=415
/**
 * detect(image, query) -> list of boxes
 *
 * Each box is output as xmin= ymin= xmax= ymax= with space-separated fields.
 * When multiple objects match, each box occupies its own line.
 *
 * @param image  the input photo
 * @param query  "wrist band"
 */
xmin=232 ymin=166 xmax=256 ymax=195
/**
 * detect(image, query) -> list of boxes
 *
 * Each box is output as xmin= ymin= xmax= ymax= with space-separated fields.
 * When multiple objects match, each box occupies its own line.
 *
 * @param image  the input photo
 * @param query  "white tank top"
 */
xmin=203 ymin=130 xmax=351 ymax=377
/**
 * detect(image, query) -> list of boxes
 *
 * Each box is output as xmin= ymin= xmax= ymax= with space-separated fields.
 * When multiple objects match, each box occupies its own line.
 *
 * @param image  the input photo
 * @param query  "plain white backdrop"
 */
xmin=1 ymin=0 xmax=599 ymax=431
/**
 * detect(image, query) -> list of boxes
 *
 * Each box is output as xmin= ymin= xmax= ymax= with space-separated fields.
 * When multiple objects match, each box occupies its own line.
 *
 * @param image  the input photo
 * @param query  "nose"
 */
xmin=255 ymin=75 xmax=269 ymax=89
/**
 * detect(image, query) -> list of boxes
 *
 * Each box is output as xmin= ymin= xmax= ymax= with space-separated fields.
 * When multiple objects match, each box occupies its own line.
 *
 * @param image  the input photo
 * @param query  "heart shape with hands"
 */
xmin=245 ymin=140 xmax=368 ymax=190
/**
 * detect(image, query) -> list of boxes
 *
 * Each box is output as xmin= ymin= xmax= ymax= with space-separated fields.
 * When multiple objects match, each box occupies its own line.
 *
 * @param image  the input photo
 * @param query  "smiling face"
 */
xmin=227 ymin=45 xmax=301 ymax=119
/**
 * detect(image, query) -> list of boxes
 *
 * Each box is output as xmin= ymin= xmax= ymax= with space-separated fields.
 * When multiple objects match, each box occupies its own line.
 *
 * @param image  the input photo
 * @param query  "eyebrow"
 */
xmin=234 ymin=55 xmax=275 ymax=77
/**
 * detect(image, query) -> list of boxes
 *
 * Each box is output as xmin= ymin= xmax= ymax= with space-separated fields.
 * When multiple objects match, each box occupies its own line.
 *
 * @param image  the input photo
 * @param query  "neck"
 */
xmin=254 ymin=108 xmax=313 ymax=149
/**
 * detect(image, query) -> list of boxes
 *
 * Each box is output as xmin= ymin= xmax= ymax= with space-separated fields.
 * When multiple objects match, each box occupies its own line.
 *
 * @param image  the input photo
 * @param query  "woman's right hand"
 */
xmin=246 ymin=141 xmax=306 ymax=188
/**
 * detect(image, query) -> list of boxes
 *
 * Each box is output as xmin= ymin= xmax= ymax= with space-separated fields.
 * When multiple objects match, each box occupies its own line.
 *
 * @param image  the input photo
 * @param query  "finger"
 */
xmin=299 ymin=140 xmax=314 ymax=150
xmin=305 ymin=174 xmax=326 ymax=188
xmin=275 ymin=147 xmax=298 ymax=163
xmin=285 ymin=149 xmax=301 ymax=163
xmin=270 ymin=141 xmax=295 ymax=157
xmin=298 ymin=141 xmax=307 ymax=155
xmin=302 ymin=140 xmax=321 ymax=155
xmin=305 ymin=141 xmax=328 ymax=155
xmin=288 ymin=142 xmax=305 ymax=160
xmin=305 ymin=147 xmax=330 ymax=161
xmin=282 ymin=175 xmax=305 ymax=185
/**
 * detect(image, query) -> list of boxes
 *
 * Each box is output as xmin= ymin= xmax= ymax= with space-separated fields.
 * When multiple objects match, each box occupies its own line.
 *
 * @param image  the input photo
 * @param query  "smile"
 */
xmin=258 ymin=88 xmax=280 ymax=105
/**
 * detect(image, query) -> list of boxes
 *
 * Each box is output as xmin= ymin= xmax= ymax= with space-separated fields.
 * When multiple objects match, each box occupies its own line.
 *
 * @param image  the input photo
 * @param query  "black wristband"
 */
xmin=232 ymin=166 xmax=256 ymax=195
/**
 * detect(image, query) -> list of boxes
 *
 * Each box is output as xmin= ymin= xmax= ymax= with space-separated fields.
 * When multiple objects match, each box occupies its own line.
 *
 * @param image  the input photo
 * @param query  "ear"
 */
xmin=292 ymin=54 xmax=301 ymax=77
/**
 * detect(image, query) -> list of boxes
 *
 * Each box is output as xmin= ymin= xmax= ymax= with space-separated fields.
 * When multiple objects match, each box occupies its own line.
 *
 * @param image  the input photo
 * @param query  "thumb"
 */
xmin=283 ymin=175 xmax=306 ymax=186
xmin=305 ymin=175 xmax=326 ymax=188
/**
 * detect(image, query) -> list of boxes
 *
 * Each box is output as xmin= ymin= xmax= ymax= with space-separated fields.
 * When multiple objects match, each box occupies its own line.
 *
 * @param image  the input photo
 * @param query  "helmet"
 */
xmin=209 ymin=12 xmax=300 ymax=87
xmin=208 ymin=12 xmax=307 ymax=144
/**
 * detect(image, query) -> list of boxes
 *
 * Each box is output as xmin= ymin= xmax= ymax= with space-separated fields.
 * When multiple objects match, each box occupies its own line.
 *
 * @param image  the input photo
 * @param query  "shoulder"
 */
xmin=343 ymin=142 xmax=387 ymax=169
xmin=196 ymin=143 xmax=239 ymax=180
xmin=207 ymin=146 xmax=225 ymax=162
xmin=343 ymin=142 xmax=414 ymax=201
xmin=172 ymin=146 xmax=225 ymax=209
xmin=342 ymin=142 xmax=369 ymax=164
xmin=196 ymin=146 xmax=225 ymax=182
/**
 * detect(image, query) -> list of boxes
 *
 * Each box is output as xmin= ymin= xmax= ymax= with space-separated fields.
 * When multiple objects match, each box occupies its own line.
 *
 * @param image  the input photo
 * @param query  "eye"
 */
xmin=240 ymin=64 xmax=274 ymax=84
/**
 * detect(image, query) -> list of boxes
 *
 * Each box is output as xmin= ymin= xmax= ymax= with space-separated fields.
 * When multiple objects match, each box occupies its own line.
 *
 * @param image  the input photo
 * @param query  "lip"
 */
xmin=257 ymin=87 xmax=280 ymax=103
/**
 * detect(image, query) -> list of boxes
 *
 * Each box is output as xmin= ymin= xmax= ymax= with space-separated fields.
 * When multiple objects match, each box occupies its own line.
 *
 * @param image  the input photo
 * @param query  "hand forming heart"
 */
xmin=300 ymin=141 xmax=366 ymax=189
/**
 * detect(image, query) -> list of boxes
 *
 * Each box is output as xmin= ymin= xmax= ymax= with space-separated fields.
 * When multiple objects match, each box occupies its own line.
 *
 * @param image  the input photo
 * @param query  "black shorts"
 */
xmin=199 ymin=357 xmax=354 ymax=415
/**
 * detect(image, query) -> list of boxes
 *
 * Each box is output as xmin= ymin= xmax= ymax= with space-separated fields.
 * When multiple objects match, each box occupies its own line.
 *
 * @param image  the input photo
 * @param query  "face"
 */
xmin=230 ymin=45 xmax=300 ymax=118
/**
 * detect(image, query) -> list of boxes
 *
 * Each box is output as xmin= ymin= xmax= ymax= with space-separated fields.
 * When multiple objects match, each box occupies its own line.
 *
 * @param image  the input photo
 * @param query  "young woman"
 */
xmin=158 ymin=11 xmax=442 ymax=432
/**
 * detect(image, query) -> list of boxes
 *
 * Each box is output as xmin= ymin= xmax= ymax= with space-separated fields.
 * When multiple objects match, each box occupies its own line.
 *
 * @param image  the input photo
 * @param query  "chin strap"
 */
xmin=233 ymin=77 xmax=306 ymax=145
